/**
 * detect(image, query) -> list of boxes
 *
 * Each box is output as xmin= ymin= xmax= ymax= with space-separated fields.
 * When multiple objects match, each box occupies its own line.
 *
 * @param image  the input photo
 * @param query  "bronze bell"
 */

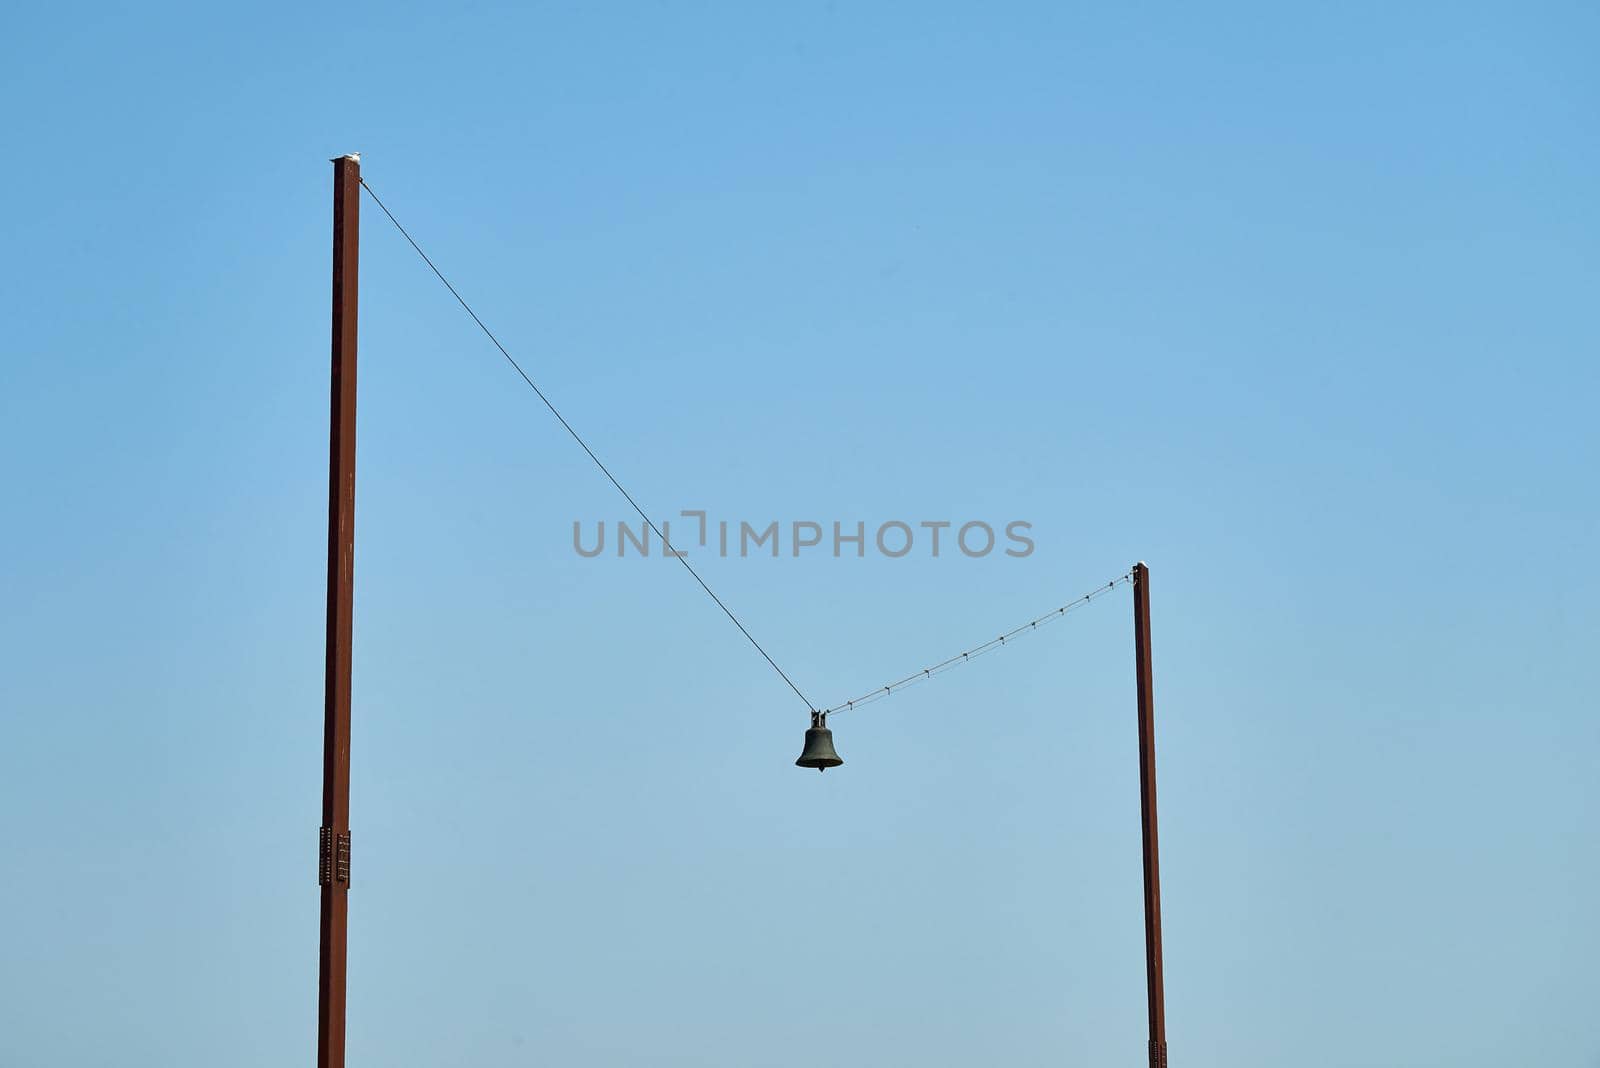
xmin=795 ymin=711 xmax=843 ymax=772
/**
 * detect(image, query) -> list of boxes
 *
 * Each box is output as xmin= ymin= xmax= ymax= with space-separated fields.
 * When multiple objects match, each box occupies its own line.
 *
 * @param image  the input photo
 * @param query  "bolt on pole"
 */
xmin=318 ymin=153 xmax=360 ymax=1068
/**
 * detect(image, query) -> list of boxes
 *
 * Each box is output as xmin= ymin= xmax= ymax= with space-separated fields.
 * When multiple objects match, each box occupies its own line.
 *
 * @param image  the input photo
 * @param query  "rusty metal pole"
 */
xmin=1132 ymin=562 xmax=1167 ymax=1068
xmin=317 ymin=153 xmax=360 ymax=1068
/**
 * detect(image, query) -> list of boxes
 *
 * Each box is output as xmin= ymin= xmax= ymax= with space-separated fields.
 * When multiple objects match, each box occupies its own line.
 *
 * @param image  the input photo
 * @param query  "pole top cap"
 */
xmin=331 ymin=152 xmax=361 ymax=163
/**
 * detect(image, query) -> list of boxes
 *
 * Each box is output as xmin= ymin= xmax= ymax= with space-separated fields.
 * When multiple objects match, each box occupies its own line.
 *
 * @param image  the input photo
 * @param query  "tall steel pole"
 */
xmin=318 ymin=153 xmax=360 ymax=1068
xmin=1132 ymin=562 xmax=1167 ymax=1068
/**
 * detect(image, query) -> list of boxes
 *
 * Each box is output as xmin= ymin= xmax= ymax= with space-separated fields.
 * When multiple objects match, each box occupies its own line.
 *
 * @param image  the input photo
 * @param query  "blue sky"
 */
xmin=2 ymin=3 xmax=1596 ymax=1065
